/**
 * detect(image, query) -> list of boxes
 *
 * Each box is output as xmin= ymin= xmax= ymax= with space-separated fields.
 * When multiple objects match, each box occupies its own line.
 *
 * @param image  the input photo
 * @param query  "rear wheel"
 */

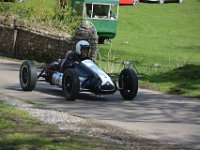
xmin=119 ymin=69 xmax=138 ymax=100
xmin=62 ymin=69 xmax=80 ymax=101
xmin=19 ymin=60 xmax=37 ymax=91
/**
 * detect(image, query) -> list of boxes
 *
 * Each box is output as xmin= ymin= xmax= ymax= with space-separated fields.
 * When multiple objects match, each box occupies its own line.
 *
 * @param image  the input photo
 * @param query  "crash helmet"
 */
xmin=75 ymin=40 xmax=90 ymax=57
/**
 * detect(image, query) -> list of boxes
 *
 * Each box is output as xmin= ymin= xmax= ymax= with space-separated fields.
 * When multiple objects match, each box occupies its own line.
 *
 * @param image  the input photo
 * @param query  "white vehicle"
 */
xmin=144 ymin=0 xmax=183 ymax=4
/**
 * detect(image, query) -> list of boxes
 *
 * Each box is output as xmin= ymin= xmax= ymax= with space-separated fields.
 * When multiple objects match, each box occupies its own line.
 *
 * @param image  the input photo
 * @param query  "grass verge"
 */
xmin=0 ymin=101 xmax=123 ymax=150
xmin=98 ymin=0 xmax=200 ymax=98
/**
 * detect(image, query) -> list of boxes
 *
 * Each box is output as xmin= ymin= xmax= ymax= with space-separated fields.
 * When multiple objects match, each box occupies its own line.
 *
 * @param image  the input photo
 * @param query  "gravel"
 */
xmin=0 ymin=94 xmax=195 ymax=150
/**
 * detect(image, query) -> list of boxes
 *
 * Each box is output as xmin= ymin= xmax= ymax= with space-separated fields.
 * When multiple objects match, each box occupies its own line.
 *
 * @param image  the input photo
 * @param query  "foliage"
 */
xmin=97 ymin=43 xmax=122 ymax=74
xmin=0 ymin=0 xmax=81 ymax=34
xmin=54 ymin=5 xmax=81 ymax=33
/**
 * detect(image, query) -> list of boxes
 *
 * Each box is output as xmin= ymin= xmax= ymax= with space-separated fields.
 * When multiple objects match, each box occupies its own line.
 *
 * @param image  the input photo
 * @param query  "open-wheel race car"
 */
xmin=19 ymin=41 xmax=138 ymax=101
xmin=19 ymin=59 xmax=138 ymax=101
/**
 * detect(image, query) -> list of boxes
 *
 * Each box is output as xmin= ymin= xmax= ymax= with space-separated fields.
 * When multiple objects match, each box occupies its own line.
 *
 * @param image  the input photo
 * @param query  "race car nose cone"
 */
xmin=106 ymin=81 xmax=110 ymax=85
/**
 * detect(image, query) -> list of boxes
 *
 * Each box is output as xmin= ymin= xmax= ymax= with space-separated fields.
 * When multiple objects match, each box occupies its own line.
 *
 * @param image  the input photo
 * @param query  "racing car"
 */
xmin=19 ymin=40 xmax=138 ymax=101
xmin=19 ymin=58 xmax=138 ymax=101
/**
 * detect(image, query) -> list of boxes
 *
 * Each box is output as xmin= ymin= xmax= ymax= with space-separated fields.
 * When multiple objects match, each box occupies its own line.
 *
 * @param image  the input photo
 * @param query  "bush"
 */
xmin=0 ymin=0 xmax=81 ymax=34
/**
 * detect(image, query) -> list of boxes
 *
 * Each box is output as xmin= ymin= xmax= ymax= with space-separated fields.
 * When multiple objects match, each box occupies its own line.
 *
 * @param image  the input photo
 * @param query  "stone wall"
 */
xmin=0 ymin=19 xmax=98 ymax=63
xmin=0 ymin=26 xmax=14 ymax=57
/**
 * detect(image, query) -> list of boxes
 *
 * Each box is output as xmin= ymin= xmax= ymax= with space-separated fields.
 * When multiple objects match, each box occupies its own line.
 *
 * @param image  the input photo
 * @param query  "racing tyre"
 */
xmin=119 ymin=68 xmax=138 ymax=100
xmin=19 ymin=60 xmax=37 ymax=91
xmin=62 ymin=69 xmax=80 ymax=101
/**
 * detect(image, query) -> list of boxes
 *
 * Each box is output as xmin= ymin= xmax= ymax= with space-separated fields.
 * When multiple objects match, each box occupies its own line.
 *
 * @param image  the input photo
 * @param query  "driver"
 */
xmin=61 ymin=40 xmax=91 ymax=72
xmin=75 ymin=40 xmax=91 ymax=59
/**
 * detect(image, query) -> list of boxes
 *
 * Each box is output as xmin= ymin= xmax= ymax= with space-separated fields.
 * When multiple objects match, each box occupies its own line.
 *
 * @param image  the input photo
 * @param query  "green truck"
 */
xmin=70 ymin=0 xmax=119 ymax=43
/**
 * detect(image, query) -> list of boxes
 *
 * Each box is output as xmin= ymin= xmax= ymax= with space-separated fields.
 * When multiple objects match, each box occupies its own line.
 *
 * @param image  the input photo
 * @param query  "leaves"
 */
xmin=0 ymin=0 xmax=81 ymax=34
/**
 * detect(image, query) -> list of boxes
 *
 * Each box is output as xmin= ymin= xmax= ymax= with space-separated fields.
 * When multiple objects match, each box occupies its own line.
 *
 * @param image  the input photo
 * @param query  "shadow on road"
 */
xmin=5 ymin=83 xmax=200 ymax=125
xmin=5 ymin=82 xmax=120 ymax=102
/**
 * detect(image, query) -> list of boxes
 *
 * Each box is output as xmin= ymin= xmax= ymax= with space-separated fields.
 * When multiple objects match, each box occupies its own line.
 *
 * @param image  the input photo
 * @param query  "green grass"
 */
xmin=0 ymin=101 xmax=123 ymax=150
xmin=98 ymin=0 xmax=200 ymax=97
xmin=24 ymin=100 xmax=45 ymax=108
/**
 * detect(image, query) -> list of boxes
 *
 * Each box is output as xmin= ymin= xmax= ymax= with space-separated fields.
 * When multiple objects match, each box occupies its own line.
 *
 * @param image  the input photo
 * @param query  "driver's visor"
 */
xmin=80 ymin=45 xmax=90 ymax=49
xmin=80 ymin=45 xmax=90 ymax=56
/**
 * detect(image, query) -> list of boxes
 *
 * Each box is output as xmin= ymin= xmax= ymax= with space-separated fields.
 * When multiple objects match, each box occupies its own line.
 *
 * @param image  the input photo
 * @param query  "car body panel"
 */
xmin=119 ymin=0 xmax=139 ymax=4
xmin=82 ymin=60 xmax=115 ymax=86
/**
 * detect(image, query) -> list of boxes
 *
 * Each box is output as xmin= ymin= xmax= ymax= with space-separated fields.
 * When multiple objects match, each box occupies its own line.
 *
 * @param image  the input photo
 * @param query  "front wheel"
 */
xmin=19 ymin=60 xmax=37 ymax=91
xmin=62 ymin=69 xmax=80 ymax=101
xmin=119 ymin=69 xmax=138 ymax=100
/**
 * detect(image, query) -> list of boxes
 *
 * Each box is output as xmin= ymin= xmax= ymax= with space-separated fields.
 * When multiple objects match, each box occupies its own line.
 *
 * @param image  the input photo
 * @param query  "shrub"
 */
xmin=0 ymin=0 xmax=81 ymax=34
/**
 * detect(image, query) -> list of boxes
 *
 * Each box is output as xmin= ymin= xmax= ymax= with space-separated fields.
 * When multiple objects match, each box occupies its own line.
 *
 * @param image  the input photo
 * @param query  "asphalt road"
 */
xmin=0 ymin=59 xmax=199 ymax=148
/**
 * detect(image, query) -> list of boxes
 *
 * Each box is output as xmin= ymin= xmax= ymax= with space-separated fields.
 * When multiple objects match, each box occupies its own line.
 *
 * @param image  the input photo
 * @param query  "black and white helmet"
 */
xmin=75 ymin=40 xmax=90 ymax=56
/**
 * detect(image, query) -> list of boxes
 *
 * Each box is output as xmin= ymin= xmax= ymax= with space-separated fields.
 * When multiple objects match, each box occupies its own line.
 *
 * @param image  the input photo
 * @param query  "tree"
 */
xmin=59 ymin=0 xmax=68 ymax=9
